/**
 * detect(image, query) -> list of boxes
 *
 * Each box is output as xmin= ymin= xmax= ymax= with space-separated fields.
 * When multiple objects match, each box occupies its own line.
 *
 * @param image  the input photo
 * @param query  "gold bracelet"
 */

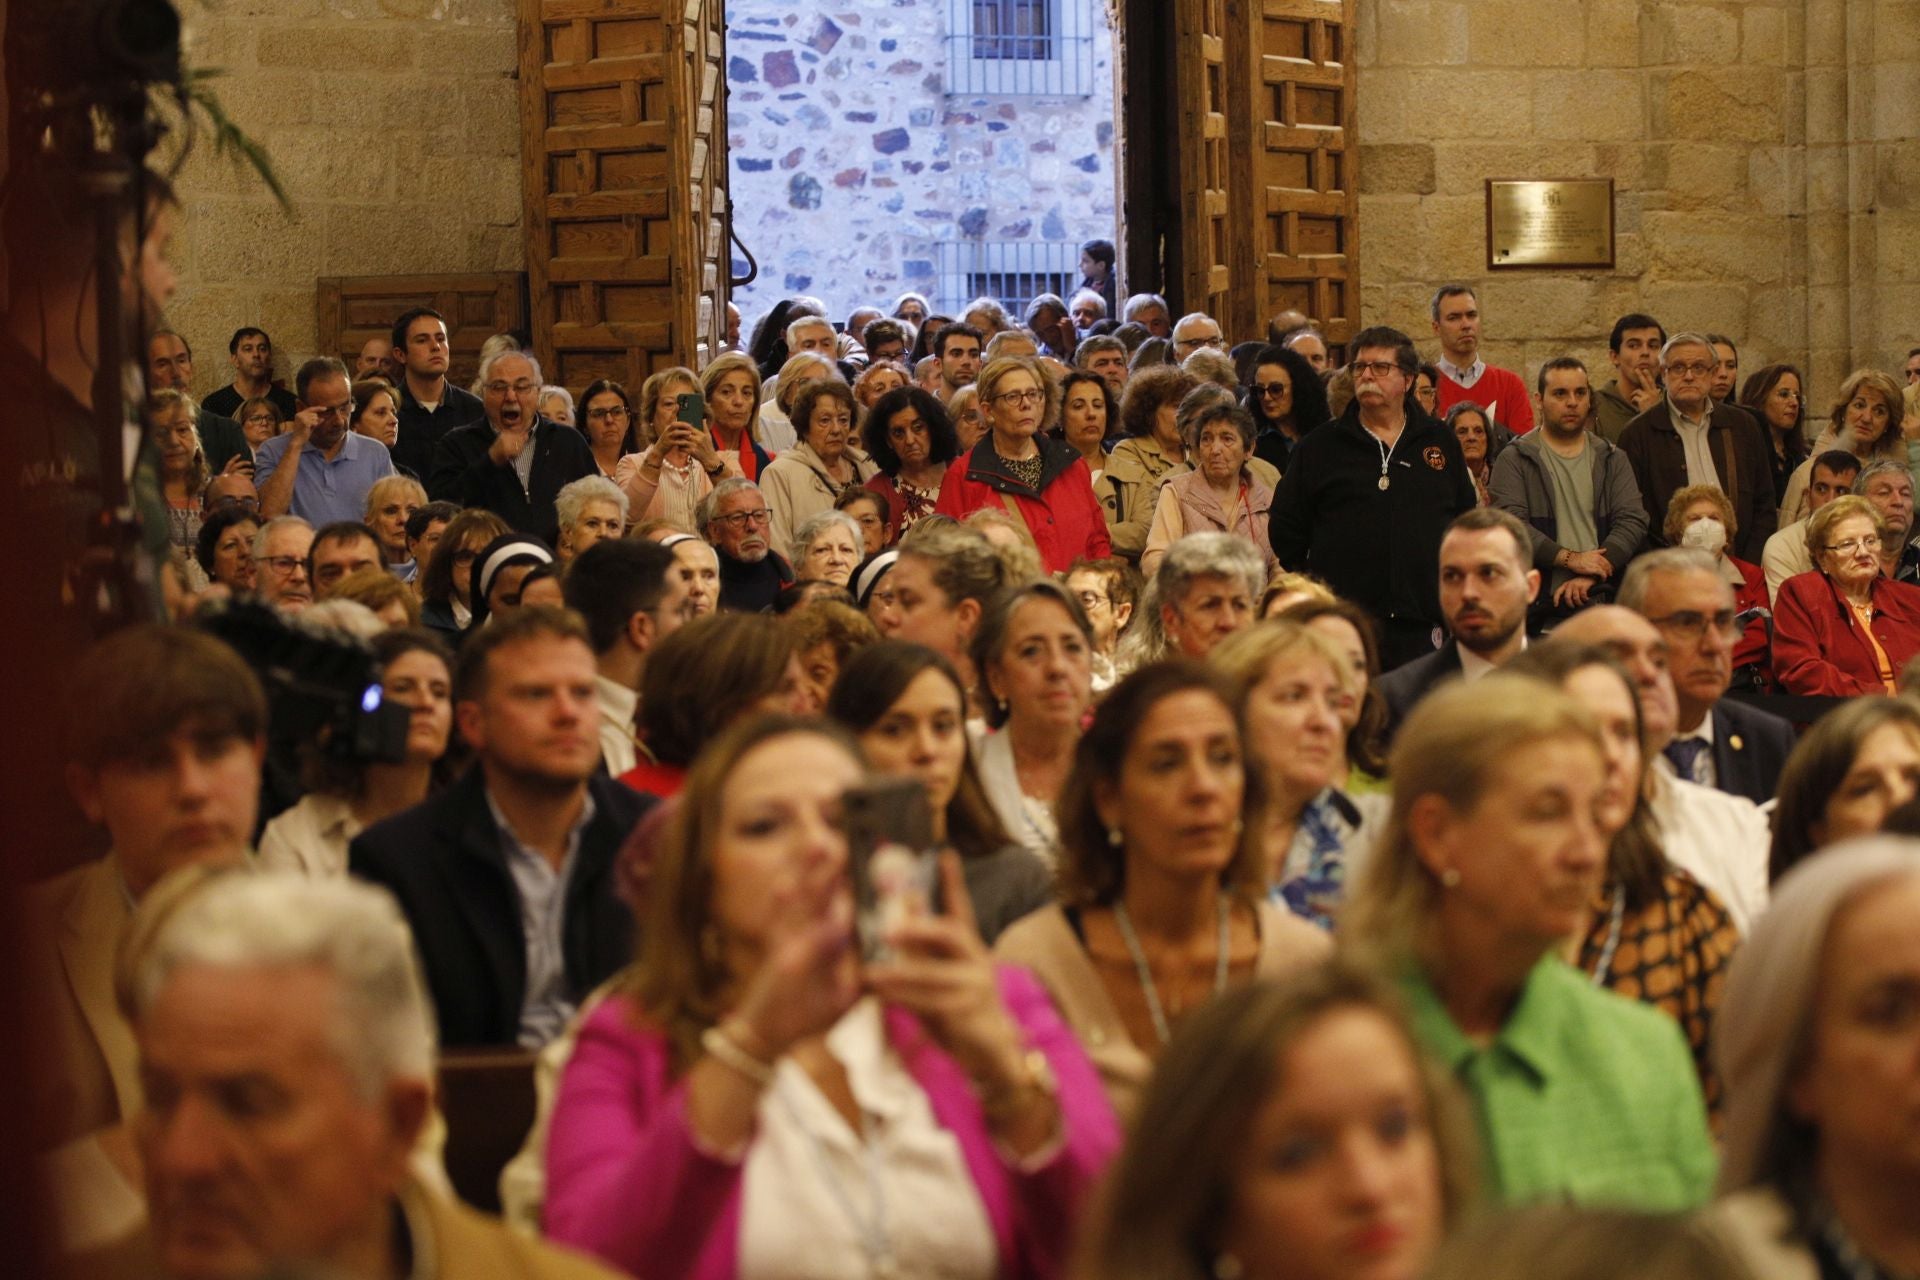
xmin=701 ymin=1023 xmax=776 ymax=1088
xmin=976 ymin=1047 xmax=1058 ymax=1119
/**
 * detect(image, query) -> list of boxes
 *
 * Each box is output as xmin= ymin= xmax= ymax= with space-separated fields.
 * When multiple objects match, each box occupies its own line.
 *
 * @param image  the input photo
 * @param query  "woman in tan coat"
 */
xmin=1142 ymin=387 xmax=1277 ymax=577
xmin=993 ymin=660 xmax=1329 ymax=1118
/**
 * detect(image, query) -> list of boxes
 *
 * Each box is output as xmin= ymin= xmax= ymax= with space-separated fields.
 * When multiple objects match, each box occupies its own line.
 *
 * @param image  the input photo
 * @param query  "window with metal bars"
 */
xmin=946 ymin=0 xmax=1094 ymax=97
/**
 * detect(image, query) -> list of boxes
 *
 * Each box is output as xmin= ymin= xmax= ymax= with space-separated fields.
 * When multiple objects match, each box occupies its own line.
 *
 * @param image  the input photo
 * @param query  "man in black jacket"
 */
xmin=349 ymin=608 xmax=651 ymax=1049
xmin=1620 ymin=547 xmax=1796 ymax=806
xmin=389 ymin=307 xmax=484 ymax=479
xmin=1270 ymin=325 xmax=1478 ymax=668
xmin=702 ymin=477 xmax=794 ymax=612
xmin=428 ymin=350 xmax=595 ymax=545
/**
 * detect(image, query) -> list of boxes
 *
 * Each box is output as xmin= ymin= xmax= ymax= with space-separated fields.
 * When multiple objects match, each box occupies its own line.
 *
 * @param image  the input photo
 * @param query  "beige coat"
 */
xmin=1700 ymin=1188 xmax=1819 ymax=1280
xmin=30 ymin=858 xmax=141 ymax=1148
xmin=993 ymin=900 xmax=1330 ymax=1119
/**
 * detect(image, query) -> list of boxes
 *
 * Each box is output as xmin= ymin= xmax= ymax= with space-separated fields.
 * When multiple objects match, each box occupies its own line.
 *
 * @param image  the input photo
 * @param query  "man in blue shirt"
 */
xmin=255 ymin=357 xmax=395 ymax=527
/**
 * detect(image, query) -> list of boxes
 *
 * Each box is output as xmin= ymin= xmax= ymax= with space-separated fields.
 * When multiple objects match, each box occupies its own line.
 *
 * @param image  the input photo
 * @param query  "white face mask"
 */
xmin=1681 ymin=516 xmax=1728 ymax=557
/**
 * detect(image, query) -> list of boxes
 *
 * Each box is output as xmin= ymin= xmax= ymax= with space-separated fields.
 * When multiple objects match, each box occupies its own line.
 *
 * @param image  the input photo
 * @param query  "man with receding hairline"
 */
xmin=1429 ymin=284 xmax=1533 ymax=432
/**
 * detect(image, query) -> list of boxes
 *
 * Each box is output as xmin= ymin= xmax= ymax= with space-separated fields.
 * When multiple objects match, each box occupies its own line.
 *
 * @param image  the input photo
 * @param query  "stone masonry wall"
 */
xmin=165 ymin=0 xmax=522 ymax=395
xmin=1355 ymin=0 xmax=1920 ymax=407
xmin=723 ymin=0 xmax=1118 ymax=323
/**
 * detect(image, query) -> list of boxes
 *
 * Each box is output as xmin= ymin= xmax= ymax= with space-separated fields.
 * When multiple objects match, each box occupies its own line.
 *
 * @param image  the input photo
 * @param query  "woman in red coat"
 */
xmin=936 ymin=355 xmax=1111 ymax=573
xmin=1773 ymin=495 xmax=1920 ymax=695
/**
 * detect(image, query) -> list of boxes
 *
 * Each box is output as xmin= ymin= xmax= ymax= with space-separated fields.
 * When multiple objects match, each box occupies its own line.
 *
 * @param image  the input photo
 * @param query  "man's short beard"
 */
xmin=730 ymin=543 xmax=768 ymax=564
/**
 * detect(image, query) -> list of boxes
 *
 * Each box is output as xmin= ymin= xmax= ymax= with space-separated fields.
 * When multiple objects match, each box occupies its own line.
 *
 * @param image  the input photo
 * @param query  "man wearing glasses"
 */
xmin=252 ymin=515 xmax=315 ymax=614
xmin=429 ymin=350 xmax=596 ymax=546
xmin=1170 ymin=312 xmax=1225 ymax=362
xmin=1619 ymin=547 xmax=1795 ymax=807
xmin=699 ymin=478 xmax=793 ymax=613
xmin=253 ymin=357 xmax=396 ymax=525
xmin=1618 ymin=332 xmax=1778 ymax=561
xmin=1270 ymin=325 xmax=1478 ymax=669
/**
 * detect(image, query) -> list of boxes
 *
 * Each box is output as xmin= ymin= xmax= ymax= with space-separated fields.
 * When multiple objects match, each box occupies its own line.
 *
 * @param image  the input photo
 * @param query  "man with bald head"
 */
xmin=145 ymin=329 xmax=250 ymax=473
xmin=1548 ymin=605 xmax=1769 ymax=932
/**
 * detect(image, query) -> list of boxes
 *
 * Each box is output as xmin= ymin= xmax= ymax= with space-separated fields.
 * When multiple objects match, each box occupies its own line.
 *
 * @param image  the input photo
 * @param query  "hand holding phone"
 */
xmin=845 ymin=778 xmax=939 ymax=965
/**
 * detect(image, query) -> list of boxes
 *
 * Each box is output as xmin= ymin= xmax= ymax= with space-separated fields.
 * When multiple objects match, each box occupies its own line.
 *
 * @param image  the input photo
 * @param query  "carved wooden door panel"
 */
xmin=519 ymin=0 xmax=730 ymax=392
xmin=1228 ymin=0 xmax=1359 ymax=354
xmin=1175 ymin=0 xmax=1232 ymax=324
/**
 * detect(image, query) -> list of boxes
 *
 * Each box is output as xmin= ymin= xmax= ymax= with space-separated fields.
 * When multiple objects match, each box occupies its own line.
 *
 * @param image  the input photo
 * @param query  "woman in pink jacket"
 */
xmin=544 ymin=715 xmax=1119 ymax=1279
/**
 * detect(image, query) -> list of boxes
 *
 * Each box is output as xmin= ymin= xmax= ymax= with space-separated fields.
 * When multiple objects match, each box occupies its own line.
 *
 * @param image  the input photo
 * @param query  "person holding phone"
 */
xmin=614 ymin=369 xmax=732 ymax=535
xmin=545 ymin=715 xmax=1119 ymax=1279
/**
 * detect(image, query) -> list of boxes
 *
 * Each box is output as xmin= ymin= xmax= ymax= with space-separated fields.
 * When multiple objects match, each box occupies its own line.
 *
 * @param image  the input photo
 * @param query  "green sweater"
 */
xmin=1401 ymin=956 xmax=1717 ymax=1210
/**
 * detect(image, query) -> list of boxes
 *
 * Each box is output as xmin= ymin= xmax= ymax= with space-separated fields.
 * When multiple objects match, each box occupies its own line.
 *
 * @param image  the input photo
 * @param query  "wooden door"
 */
xmin=1227 ymin=0 xmax=1360 ymax=353
xmin=315 ymin=273 xmax=527 ymax=393
xmin=519 ymin=0 xmax=729 ymax=394
xmin=1175 ymin=0 xmax=1232 ymax=323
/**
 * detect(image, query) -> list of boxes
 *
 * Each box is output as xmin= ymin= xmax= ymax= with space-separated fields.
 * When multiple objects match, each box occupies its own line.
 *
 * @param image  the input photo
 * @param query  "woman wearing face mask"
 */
xmin=762 ymin=380 xmax=879 ymax=561
xmin=1661 ymin=484 xmax=1771 ymax=685
xmin=1211 ymin=621 xmax=1386 ymax=931
xmin=1343 ymin=676 xmax=1716 ymax=1209
xmin=1775 ymin=367 xmax=1907 ymax=523
xmin=1075 ymin=962 xmax=1474 ymax=1280
xmin=1768 ymin=695 xmax=1920 ymax=879
xmin=971 ymin=582 xmax=1097 ymax=867
xmin=828 ymin=641 xmax=1055 ymax=944
xmin=1142 ymin=389 xmax=1279 ymax=578
xmin=994 ymin=663 xmax=1331 ymax=1117
xmin=545 ymin=716 xmax=1121 ymax=1279
xmin=1774 ymin=494 xmax=1920 ymax=695
xmin=1506 ymin=642 xmax=1743 ymax=1121
xmin=258 ymin=630 xmax=458 ymax=878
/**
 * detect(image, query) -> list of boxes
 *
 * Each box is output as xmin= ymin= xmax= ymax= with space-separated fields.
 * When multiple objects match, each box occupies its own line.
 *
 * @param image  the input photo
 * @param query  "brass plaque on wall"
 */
xmin=1485 ymin=179 xmax=1615 ymax=270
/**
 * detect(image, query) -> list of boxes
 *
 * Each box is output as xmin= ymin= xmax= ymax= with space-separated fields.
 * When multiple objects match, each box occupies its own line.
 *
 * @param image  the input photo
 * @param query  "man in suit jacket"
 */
xmin=75 ymin=872 xmax=621 ymax=1280
xmin=1378 ymin=507 xmax=1540 ymax=739
xmin=428 ymin=350 xmax=595 ymax=546
xmin=351 ymin=607 xmax=651 ymax=1049
xmin=1621 ymin=547 xmax=1797 ymax=805
xmin=1617 ymin=332 xmax=1778 ymax=563
xmin=30 ymin=626 xmax=266 ymax=1148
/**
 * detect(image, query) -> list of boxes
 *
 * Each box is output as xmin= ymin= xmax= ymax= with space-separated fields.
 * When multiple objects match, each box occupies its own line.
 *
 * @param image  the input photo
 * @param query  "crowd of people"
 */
xmin=31 ymin=261 xmax=1920 ymax=1280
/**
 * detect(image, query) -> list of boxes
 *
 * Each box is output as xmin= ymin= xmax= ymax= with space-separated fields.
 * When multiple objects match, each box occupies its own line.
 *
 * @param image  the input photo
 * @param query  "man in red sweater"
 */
xmin=1430 ymin=284 xmax=1535 ymax=434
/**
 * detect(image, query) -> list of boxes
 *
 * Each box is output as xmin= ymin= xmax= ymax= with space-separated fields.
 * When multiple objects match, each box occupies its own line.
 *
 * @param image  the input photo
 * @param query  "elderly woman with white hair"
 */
xmin=1708 ymin=838 xmax=1920 ymax=1277
xmin=788 ymin=507 xmax=863 ymax=588
xmin=554 ymin=474 xmax=629 ymax=565
xmin=1119 ymin=530 xmax=1266 ymax=669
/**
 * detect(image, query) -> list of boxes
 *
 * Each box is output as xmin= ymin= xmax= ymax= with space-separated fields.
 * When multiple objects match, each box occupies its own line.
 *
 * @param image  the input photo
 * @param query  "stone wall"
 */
xmin=723 ymin=0 xmax=1118 ymax=324
xmin=1354 ymin=0 xmax=1920 ymax=405
xmin=165 ymin=0 xmax=522 ymax=392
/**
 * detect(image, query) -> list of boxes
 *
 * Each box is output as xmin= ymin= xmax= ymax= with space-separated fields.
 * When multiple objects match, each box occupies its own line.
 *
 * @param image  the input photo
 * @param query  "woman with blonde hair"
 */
xmin=362 ymin=473 xmax=426 ymax=582
xmin=948 ymin=384 xmax=985 ymax=451
xmin=1258 ymin=570 xmax=1334 ymax=619
xmin=1075 ymin=962 xmax=1475 ymax=1280
xmin=852 ymin=358 xmax=910 ymax=415
xmin=1343 ymin=675 xmax=1716 ymax=1209
xmin=614 ymin=369 xmax=727 ymax=532
xmin=1212 ymin=620 xmax=1385 ymax=929
xmin=994 ymin=662 xmax=1330 ymax=1116
xmin=936 ymin=355 xmax=1111 ymax=573
xmin=150 ymin=388 xmax=209 ymax=550
xmin=1427 ymin=1206 xmax=1751 ymax=1280
xmin=1707 ymin=838 xmax=1920 ymax=1278
xmin=544 ymin=715 xmax=1120 ymax=1278
xmin=700 ymin=350 xmax=771 ymax=480
xmin=1774 ymin=493 xmax=1920 ymax=694
xmin=1776 ymin=367 xmax=1908 ymax=521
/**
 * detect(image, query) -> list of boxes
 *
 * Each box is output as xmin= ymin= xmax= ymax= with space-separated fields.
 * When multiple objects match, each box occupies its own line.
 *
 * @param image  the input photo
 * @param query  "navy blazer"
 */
xmin=1376 ymin=639 xmax=1464 ymax=742
xmin=348 ymin=768 xmax=650 ymax=1048
xmin=1709 ymin=698 xmax=1796 ymax=807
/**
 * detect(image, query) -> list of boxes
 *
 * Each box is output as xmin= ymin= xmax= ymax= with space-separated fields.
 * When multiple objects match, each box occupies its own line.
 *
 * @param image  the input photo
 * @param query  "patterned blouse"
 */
xmin=896 ymin=477 xmax=940 ymax=537
xmin=1574 ymin=867 xmax=1740 ymax=1126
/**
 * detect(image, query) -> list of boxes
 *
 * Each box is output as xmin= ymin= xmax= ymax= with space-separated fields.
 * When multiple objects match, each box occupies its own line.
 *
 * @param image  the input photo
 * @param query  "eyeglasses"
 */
xmin=1176 ymin=334 xmax=1223 ymax=350
xmin=1666 ymin=361 xmax=1715 ymax=379
xmin=1252 ymin=382 xmax=1290 ymax=400
xmin=713 ymin=509 xmax=771 ymax=529
xmin=254 ymin=555 xmax=305 ymax=576
xmin=484 ymin=380 xmax=539 ymax=397
xmin=1074 ymin=589 xmax=1109 ymax=611
xmin=1351 ymin=360 xmax=1403 ymax=379
xmin=1645 ymin=609 xmax=1742 ymax=642
xmin=991 ymin=389 xmax=1044 ymax=407
xmin=1827 ymin=535 xmax=1883 ymax=556
xmin=586 ymin=406 xmax=630 ymax=422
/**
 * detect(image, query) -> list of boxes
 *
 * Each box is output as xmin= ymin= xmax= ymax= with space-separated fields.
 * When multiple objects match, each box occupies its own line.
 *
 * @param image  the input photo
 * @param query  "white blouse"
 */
xmin=973 ymin=729 xmax=1060 ymax=868
xmin=256 ymin=792 xmax=361 ymax=878
xmin=737 ymin=999 xmax=996 ymax=1280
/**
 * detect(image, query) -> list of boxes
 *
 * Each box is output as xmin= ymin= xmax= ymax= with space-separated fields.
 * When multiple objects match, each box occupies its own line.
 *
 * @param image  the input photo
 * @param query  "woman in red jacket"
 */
xmin=936 ymin=356 xmax=1111 ymax=573
xmin=1773 ymin=495 xmax=1920 ymax=695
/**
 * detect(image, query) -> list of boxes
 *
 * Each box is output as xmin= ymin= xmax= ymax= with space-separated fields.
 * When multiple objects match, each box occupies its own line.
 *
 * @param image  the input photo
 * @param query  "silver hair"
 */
xmin=793 ymin=508 xmax=863 ymax=563
xmin=251 ymin=514 xmax=312 ymax=560
xmin=1171 ymin=312 xmax=1220 ymax=340
xmin=1118 ymin=532 xmax=1266 ymax=668
xmin=129 ymin=873 xmax=437 ymax=1098
xmin=1023 ymin=292 xmax=1068 ymax=326
xmin=1659 ymin=332 xmax=1718 ymax=365
xmin=539 ymin=384 xmax=575 ymax=414
xmin=1176 ymin=383 xmax=1255 ymax=451
xmin=478 ymin=345 xmax=544 ymax=388
xmin=555 ymin=474 xmax=630 ymax=532
xmin=1182 ymin=348 xmax=1240 ymax=392
xmin=296 ymin=599 xmax=385 ymax=641
xmin=963 ymin=296 xmax=1012 ymax=330
xmin=1068 ymin=289 xmax=1107 ymax=318
xmin=1123 ymin=293 xmax=1170 ymax=321
xmin=785 ymin=314 xmax=835 ymax=347
xmin=697 ymin=476 xmax=763 ymax=531
xmin=1852 ymin=458 xmax=1912 ymax=494
xmin=1617 ymin=546 xmax=1723 ymax=612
